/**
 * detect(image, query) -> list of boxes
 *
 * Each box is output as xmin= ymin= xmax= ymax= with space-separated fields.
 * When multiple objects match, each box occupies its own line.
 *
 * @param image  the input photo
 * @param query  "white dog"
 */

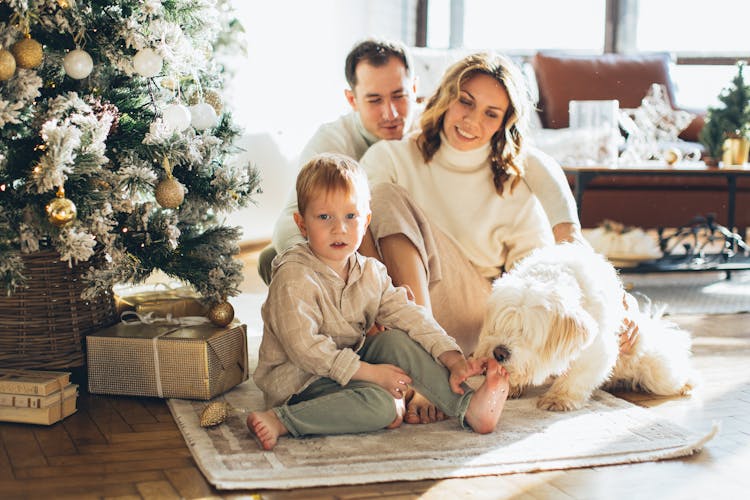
xmin=474 ymin=243 xmax=696 ymax=411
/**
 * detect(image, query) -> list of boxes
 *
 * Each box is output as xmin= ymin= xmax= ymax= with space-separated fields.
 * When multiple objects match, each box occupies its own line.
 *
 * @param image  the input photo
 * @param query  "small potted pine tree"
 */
xmin=699 ymin=61 xmax=750 ymax=167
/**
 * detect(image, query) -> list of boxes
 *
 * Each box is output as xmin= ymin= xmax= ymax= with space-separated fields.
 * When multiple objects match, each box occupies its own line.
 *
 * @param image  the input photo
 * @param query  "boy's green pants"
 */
xmin=274 ymin=329 xmax=474 ymax=437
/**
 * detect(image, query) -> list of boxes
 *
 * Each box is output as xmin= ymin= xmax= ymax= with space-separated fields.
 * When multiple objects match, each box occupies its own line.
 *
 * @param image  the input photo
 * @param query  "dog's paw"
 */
xmin=537 ymin=393 xmax=584 ymax=411
xmin=509 ymin=384 xmax=525 ymax=399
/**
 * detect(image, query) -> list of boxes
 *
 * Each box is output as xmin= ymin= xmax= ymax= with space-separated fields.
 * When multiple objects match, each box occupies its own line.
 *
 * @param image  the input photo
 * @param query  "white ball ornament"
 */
xmin=133 ymin=48 xmax=163 ymax=78
xmin=162 ymin=103 xmax=192 ymax=132
xmin=63 ymin=49 xmax=93 ymax=79
xmin=189 ymin=102 xmax=218 ymax=130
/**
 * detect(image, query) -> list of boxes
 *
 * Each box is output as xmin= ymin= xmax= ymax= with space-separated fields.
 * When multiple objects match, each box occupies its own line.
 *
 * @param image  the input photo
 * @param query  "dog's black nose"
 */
xmin=493 ymin=345 xmax=510 ymax=363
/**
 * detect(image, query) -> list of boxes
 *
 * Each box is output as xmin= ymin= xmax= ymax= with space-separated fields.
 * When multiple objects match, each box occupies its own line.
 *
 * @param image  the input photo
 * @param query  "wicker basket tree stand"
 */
xmin=0 ymin=250 xmax=118 ymax=370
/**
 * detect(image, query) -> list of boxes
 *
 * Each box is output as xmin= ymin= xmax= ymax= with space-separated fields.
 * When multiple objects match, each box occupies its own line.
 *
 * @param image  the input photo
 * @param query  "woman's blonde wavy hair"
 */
xmin=417 ymin=52 xmax=533 ymax=195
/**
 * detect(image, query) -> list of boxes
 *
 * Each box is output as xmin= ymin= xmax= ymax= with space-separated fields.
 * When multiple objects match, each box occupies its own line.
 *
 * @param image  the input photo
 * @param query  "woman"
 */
xmin=358 ymin=52 xmax=637 ymax=422
xmin=359 ymin=52 xmax=571 ymax=352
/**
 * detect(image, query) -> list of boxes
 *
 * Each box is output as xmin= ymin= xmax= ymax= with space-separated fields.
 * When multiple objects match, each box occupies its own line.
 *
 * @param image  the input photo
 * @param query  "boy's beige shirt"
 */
xmin=254 ymin=243 xmax=461 ymax=409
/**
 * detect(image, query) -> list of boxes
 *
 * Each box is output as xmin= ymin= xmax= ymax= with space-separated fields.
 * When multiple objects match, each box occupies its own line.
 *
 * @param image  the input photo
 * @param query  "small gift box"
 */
xmin=112 ymin=282 xmax=209 ymax=317
xmin=0 ymin=370 xmax=78 ymax=425
xmin=86 ymin=320 xmax=248 ymax=400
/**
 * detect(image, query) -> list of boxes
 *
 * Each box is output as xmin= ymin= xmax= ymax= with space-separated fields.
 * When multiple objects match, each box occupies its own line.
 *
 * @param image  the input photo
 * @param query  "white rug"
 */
xmin=623 ymin=271 xmax=750 ymax=315
xmin=168 ymin=337 xmax=717 ymax=490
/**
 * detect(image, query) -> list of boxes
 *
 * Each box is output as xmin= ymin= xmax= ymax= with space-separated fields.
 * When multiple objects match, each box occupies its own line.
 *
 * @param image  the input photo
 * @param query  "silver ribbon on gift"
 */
xmin=119 ymin=311 xmax=210 ymax=397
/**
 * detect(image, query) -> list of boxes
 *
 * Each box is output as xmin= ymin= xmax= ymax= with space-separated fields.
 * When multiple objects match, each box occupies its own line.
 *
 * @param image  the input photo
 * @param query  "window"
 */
xmin=420 ymin=0 xmax=750 ymax=109
xmin=426 ymin=0 xmax=605 ymax=52
xmin=636 ymin=0 xmax=750 ymax=108
xmin=463 ymin=0 xmax=605 ymax=53
xmin=636 ymin=0 xmax=750 ymax=54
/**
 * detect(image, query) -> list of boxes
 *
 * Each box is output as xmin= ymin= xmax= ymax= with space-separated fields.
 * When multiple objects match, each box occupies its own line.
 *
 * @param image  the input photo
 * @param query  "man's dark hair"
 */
xmin=344 ymin=38 xmax=412 ymax=88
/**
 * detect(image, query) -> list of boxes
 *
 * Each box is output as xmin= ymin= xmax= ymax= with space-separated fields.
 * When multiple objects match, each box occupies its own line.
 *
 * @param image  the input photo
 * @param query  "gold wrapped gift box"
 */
xmin=86 ymin=321 xmax=248 ymax=400
xmin=113 ymin=282 xmax=209 ymax=317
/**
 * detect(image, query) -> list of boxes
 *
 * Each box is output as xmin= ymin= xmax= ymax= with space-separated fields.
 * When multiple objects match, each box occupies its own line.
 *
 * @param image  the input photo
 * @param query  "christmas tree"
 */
xmin=0 ymin=1 xmax=260 ymax=315
xmin=699 ymin=61 xmax=750 ymax=162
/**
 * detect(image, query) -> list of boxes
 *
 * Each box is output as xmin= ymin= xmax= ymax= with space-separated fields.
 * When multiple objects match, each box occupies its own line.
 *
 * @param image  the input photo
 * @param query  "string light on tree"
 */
xmin=63 ymin=48 xmax=93 ymax=79
xmin=132 ymin=47 xmax=163 ymax=78
xmin=154 ymin=157 xmax=185 ymax=209
xmin=0 ymin=48 xmax=16 ymax=81
xmin=10 ymin=34 xmax=43 ymax=69
xmin=45 ymin=186 xmax=77 ymax=227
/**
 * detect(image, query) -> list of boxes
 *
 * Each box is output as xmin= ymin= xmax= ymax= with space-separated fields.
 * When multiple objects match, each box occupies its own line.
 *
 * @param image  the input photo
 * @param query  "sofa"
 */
xmin=411 ymin=49 xmax=749 ymax=231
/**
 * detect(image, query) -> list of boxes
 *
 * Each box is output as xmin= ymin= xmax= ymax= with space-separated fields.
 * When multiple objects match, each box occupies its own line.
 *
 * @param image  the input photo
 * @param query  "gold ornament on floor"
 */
xmin=199 ymin=401 xmax=250 ymax=427
xmin=208 ymin=300 xmax=234 ymax=327
xmin=154 ymin=157 xmax=185 ymax=209
xmin=46 ymin=186 xmax=77 ymax=227
xmin=199 ymin=401 xmax=230 ymax=427
xmin=11 ymin=34 xmax=43 ymax=69
xmin=0 ymin=48 xmax=16 ymax=81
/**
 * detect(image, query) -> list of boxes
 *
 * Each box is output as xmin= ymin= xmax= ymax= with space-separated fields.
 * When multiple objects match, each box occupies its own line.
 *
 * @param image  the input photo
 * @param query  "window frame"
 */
xmin=414 ymin=0 xmax=750 ymax=66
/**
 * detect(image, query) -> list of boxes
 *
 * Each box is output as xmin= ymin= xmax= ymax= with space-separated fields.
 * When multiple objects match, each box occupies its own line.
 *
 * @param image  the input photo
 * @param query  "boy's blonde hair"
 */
xmin=296 ymin=153 xmax=371 ymax=215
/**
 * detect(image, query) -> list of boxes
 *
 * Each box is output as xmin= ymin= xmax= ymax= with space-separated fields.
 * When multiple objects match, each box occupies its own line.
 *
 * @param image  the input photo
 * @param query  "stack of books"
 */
xmin=0 ymin=370 xmax=78 ymax=425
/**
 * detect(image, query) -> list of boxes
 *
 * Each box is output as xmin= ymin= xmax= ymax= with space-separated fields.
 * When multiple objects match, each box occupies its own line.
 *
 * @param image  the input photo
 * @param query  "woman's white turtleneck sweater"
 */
xmin=360 ymin=133 xmax=554 ymax=277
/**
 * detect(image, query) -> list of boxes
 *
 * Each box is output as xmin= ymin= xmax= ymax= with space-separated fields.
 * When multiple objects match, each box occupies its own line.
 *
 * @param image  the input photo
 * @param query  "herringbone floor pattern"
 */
xmin=1 ymin=246 xmax=748 ymax=499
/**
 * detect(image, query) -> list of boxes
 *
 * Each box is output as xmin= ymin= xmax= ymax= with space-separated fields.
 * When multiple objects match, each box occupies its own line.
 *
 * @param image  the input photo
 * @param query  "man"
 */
xmin=257 ymin=38 xmax=418 ymax=283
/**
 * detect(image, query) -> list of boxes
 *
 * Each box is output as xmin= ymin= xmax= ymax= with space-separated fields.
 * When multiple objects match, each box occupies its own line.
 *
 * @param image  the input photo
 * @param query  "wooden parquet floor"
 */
xmin=2 ymin=249 xmax=749 ymax=499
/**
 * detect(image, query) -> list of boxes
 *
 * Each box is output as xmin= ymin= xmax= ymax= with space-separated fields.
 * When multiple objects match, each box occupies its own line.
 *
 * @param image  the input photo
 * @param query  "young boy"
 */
xmin=248 ymin=153 xmax=510 ymax=450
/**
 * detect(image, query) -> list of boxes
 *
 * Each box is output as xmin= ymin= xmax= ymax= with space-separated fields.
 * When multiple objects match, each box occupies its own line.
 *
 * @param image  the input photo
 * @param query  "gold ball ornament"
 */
xmin=11 ymin=35 xmax=44 ymax=69
xmin=160 ymin=76 xmax=178 ymax=90
xmin=208 ymin=301 xmax=235 ymax=327
xmin=154 ymin=177 xmax=185 ymax=208
xmin=188 ymin=90 xmax=223 ymax=115
xmin=46 ymin=188 xmax=77 ymax=227
xmin=0 ymin=49 xmax=16 ymax=81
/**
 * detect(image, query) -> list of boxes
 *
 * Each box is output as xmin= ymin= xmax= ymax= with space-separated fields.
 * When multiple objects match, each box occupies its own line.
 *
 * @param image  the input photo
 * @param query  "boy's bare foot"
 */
xmin=463 ymin=359 xmax=510 ymax=434
xmin=404 ymin=389 xmax=447 ymax=424
xmin=247 ymin=410 xmax=288 ymax=450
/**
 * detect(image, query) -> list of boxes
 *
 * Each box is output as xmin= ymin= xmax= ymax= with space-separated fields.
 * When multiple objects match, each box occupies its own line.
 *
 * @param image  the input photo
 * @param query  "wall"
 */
xmin=223 ymin=0 xmax=413 ymax=243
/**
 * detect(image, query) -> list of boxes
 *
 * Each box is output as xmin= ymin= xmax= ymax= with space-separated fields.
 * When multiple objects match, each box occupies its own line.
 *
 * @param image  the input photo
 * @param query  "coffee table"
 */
xmin=563 ymin=163 xmax=750 ymax=273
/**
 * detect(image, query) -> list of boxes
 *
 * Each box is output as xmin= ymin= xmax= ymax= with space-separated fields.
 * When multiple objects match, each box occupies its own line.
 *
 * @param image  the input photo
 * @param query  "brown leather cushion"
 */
xmin=532 ymin=51 xmax=677 ymax=129
xmin=532 ymin=51 xmax=705 ymax=142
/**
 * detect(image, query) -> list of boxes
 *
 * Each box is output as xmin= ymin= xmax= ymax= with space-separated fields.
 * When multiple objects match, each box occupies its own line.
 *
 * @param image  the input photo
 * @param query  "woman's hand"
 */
xmin=619 ymin=292 xmax=640 ymax=354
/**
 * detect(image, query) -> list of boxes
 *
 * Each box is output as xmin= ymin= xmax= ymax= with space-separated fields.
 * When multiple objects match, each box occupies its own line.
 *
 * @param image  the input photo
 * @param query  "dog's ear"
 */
xmin=543 ymin=310 xmax=596 ymax=362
